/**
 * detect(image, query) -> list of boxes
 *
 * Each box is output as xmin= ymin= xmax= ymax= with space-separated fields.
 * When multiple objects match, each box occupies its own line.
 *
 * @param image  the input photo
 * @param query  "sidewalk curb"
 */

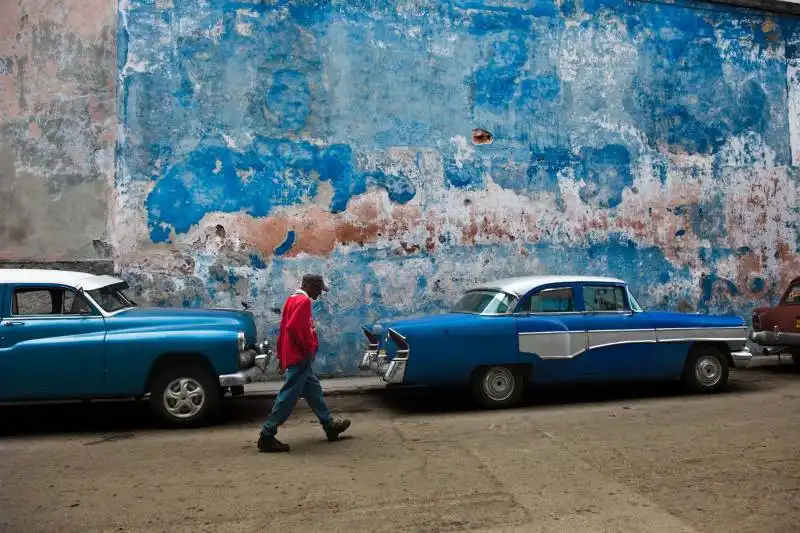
xmin=242 ymin=387 xmax=385 ymax=399
xmin=242 ymin=379 xmax=386 ymax=399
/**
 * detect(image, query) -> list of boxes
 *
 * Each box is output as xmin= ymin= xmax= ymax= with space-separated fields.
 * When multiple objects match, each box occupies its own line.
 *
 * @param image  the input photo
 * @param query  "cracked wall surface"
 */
xmin=0 ymin=0 xmax=116 ymax=262
xmin=116 ymin=0 xmax=800 ymax=376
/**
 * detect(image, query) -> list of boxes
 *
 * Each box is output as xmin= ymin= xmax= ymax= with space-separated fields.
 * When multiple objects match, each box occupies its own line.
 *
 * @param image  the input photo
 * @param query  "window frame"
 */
xmin=580 ymin=283 xmax=632 ymax=314
xmin=8 ymin=284 xmax=101 ymax=319
xmin=780 ymin=282 xmax=800 ymax=306
xmin=514 ymin=283 xmax=581 ymax=316
xmin=515 ymin=285 xmax=578 ymax=315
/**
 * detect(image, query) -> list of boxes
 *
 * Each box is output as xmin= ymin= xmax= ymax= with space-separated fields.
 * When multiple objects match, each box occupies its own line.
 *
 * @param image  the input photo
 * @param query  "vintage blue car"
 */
xmin=0 ymin=269 xmax=272 ymax=426
xmin=359 ymin=275 xmax=752 ymax=408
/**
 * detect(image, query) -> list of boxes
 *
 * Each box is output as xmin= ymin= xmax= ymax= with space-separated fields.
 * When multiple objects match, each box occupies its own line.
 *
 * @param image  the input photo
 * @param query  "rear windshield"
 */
xmin=453 ymin=290 xmax=517 ymax=315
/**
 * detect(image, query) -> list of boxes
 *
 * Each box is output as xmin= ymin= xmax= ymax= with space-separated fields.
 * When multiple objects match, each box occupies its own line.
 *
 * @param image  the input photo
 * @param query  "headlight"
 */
xmin=239 ymin=348 xmax=256 ymax=369
xmin=237 ymin=331 xmax=246 ymax=352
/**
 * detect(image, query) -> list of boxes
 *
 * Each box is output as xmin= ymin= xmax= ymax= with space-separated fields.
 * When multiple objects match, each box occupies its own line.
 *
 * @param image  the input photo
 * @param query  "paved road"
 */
xmin=0 ymin=364 xmax=798 ymax=533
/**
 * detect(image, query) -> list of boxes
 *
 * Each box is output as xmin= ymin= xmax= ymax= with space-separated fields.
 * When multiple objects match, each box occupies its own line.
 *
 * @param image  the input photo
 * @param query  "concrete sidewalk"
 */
xmin=245 ymin=376 xmax=385 ymax=397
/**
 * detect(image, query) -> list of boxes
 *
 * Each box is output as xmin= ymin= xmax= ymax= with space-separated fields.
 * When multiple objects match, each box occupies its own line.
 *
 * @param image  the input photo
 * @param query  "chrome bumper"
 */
xmin=358 ymin=351 xmax=407 ymax=384
xmin=219 ymin=353 xmax=271 ymax=388
xmin=750 ymin=330 xmax=800 ymax=346
xmin=731 ymin=346 xmax=752 ymax=369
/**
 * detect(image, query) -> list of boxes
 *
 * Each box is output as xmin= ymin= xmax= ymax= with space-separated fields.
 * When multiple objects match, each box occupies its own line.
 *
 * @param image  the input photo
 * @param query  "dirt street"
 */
xmin=1 ymin=363 xmax=798 ymax=533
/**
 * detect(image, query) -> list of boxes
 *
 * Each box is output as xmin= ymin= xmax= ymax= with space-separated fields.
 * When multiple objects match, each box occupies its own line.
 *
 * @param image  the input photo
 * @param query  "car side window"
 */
xmin=12 ymin=287 xmax=93 ymax=316
xmin=13 ymin=289 xmax=55 ymax=316
xmin=782 ymin=284 xmax=800 ymax=304
xmin=583 ymin=285 xmax=627 ymax=312
xmin=522 ymin=287 xmax=575 ymax=313
xmin=63 ymin=290 xmax=93 ymax=315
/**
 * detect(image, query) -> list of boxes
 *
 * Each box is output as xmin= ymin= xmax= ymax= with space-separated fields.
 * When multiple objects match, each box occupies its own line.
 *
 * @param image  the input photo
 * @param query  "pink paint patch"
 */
xmin=44 ymin=60 xmax=59 ymax=78
xmin=88 ymin=93 xmax=107 ymax=124
xmin=27 ymin=121 xmax=42 ymax=140
xmin=0 ymin=1 xmax=23 ymax=43
xmin=0 ymin=77 xmax=22 ymax=120
xmin=60 ymin=0 xmax=114 ymax=39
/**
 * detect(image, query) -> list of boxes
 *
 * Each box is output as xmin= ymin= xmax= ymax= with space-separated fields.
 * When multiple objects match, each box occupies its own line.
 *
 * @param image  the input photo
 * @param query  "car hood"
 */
xmin=109 ymin=306 xmax=259 ymax=340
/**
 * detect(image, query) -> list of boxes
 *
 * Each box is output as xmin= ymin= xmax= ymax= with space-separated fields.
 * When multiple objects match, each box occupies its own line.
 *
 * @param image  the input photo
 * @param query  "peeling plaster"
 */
xmin=105 ymin=0 xmax=800 ymax=377
xmin=0 ymin=0 xmax=115 ymax=261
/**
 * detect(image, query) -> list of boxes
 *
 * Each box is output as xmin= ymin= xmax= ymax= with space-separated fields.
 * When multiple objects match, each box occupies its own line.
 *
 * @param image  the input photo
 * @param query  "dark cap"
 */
xmin=302 ymin=273 xmax=329 ymax=292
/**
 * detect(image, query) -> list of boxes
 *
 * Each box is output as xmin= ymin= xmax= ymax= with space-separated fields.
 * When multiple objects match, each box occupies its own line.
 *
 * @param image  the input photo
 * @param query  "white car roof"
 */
xmin=0 ymin=269 xmax=125 ymax=291
xmin=471 ymin=275 xmax=626 ymax=297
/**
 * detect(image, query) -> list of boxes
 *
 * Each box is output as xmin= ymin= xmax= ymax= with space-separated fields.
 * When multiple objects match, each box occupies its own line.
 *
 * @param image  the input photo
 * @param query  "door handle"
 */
xmin=3 ymin=321 xmax=25 ymax=326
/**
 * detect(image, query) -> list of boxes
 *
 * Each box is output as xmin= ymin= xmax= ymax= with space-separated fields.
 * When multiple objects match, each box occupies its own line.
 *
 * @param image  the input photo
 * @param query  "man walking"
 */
xmin=257 ymin=274 xmax=351 ymax=453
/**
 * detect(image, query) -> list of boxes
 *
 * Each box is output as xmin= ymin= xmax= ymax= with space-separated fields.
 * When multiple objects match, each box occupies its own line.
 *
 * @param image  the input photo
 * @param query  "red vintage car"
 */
xmin=750 ymin=276 xmax=800 ymax=365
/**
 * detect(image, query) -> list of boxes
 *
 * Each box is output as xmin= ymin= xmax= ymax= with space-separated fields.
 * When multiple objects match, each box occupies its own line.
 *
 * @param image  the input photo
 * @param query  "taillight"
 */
xmin=388 ymin=328 xmax=409 ymax=359
xmin=362 ymin=326 xmax=380 ymax=351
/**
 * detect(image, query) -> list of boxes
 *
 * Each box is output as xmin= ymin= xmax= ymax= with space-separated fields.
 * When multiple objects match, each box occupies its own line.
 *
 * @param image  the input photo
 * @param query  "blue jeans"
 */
xmin=260 ymin=358 xmax=334 ymax=436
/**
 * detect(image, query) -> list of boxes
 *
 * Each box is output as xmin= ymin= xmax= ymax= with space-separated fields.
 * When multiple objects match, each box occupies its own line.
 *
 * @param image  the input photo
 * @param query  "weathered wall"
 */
xmin=116 ymin=0 xmax=800 ymax=377
xmin=0 ymin=0 xmax=116 ymax=263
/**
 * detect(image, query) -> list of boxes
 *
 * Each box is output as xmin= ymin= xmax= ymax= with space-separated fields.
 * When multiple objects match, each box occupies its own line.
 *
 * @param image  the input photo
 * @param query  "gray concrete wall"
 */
xmin=0 ymin=0 xmax=116 ymax=264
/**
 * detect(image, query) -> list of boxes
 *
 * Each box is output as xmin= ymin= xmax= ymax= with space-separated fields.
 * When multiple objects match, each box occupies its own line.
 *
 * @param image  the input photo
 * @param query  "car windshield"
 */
xmin=87 ymin=283 xmax=137 ymax=313
xmin=626 ymin=287 xmax=643 ymax=312
xmin=783 ymin=283 xmax=800 ymax=304
xmin=453 ymin=290 xmax=517 ymax=315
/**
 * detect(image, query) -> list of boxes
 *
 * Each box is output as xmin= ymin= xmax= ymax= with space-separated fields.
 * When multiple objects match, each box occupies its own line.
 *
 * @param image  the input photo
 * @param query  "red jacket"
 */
xmin=276 ymin=291 xmax=319 ymax=370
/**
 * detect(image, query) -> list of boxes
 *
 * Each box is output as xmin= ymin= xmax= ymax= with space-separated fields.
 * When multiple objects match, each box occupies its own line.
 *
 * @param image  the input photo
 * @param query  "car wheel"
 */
xmin=682 ymin=346 xmax=729 ymax=393
xmin=149 ymin=364 xmax=220 ymax=427
xmin=470 ymin=365 xmax=524 ymax=409
xmin=790 ymin=349 xmax=800 ymax=366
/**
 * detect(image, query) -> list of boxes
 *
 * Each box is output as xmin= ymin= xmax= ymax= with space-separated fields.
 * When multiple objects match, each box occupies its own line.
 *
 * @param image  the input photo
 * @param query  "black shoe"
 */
xmin=324 ymin=419 xmax=351 ymax=442
xmin=257 ymin=433 xmax=290 ymax=453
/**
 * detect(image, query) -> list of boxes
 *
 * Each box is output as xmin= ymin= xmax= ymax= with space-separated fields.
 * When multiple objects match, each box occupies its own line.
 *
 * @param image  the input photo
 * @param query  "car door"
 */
xmin=580 ymin=283 xmax=664 ymax=379
xmin=0 ymin=284 xmax=107 ymax=400
xmin=514 ymin=284 xmax=589 ymax=382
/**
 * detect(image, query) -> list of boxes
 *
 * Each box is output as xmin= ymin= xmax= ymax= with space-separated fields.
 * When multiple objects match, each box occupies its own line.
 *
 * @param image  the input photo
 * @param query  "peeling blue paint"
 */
xmin=274 ymin=231 xmax=296 ymax=257
xmin=118 ymin=0 xmax=800 ymax=376
xmin=249 ymin=253 xmax=266 ymax=270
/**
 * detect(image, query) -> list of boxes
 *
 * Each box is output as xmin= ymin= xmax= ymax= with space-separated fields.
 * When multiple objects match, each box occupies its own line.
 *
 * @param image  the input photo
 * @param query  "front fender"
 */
xmin=103 ymin=328 xmax=240 ymax=395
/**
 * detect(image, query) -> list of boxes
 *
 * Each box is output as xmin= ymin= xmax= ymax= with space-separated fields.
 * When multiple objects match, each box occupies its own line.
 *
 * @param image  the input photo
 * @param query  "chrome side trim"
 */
xmin=517 ymin=326 xmax=748 ymax=360
xmin=656 ymin=326 xmax=747 ymax=331
xmin=1 ymin=314 xmax=104 ymax=321
xmin=588 ymin=327 xmax=657 ymax=351
xmin=518 ymin=331 xmax=586 ymax=359
xmin=656 ymin=327 xmax=747 ymax=342
xmin=658 ymin=337 xmax=745 ymax=343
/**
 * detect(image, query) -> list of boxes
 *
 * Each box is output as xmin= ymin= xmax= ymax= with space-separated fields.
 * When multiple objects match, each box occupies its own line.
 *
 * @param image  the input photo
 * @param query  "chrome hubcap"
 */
xmin=163 ymin=378 xmax=205 ymax=419
xmin=483 ymin=367 xmax=515 ymax=402
xmin=695 ymin=356 xmax=722 ymax=387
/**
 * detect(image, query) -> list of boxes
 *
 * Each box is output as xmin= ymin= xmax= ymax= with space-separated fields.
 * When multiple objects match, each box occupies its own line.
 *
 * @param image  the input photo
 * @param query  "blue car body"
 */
xmin=360 ymin=275 xmax=751 ymax=405
xmin=0 ymin=269 xmax=271 ymax=425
